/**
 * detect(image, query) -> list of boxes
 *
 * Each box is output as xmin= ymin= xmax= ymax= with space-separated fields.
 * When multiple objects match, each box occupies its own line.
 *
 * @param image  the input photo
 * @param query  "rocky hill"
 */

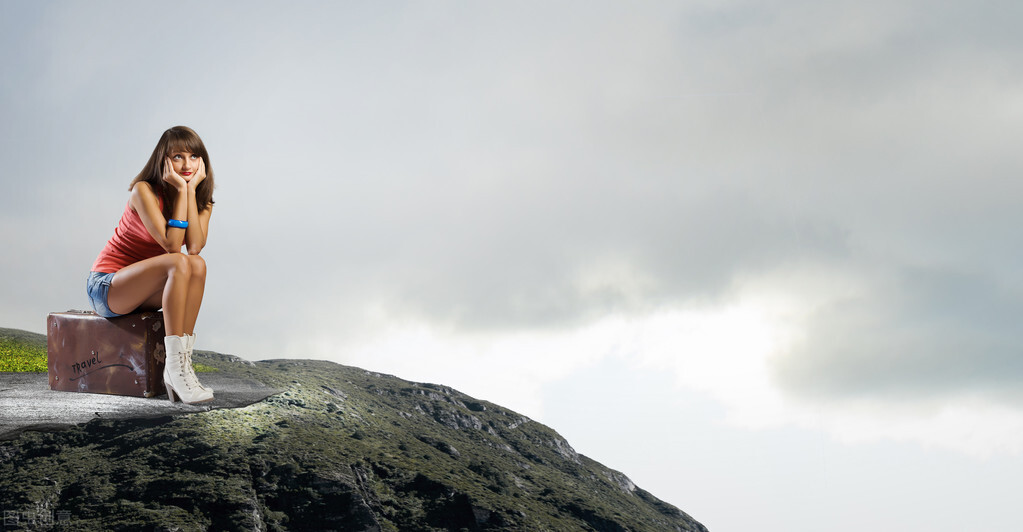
xmin=0 ymin=335 xmax=707 ymax=531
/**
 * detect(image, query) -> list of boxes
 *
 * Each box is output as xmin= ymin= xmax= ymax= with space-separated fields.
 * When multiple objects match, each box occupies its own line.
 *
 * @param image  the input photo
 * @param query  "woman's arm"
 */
xmin=184 ymin=158 xmax=212 ymax=255
xmin=131 ymin=181 xmax=188 ymax=253
xmin=184 ymin=191 xmax=212 ymax=255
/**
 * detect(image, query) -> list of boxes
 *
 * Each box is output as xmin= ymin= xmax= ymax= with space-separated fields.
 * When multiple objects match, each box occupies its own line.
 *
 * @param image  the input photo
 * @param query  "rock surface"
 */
xmin=0 ymin=356 xmax=277 ymax=441
xmin=0 ymin=350 xmax=708 ymax=531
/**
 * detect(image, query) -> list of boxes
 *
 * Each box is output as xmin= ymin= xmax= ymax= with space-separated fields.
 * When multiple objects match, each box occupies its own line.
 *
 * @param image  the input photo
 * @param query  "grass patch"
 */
xmin=0 ymin=328 xmax=47 ymax=372
xmin=0 ymin=335 xmax=48 ymax=372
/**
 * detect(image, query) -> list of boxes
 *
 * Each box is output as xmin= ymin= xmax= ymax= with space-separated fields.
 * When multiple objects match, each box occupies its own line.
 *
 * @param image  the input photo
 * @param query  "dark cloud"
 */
xmin=772 ymin=266 xmax=1023 ymax=401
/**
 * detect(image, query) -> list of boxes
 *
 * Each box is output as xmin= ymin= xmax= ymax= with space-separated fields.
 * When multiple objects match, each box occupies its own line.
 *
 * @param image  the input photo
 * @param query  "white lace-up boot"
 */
xmin=164 ymin=335 xmax=214 ymax=404
xmin=184 ymin=334 xmax=213 ymax=394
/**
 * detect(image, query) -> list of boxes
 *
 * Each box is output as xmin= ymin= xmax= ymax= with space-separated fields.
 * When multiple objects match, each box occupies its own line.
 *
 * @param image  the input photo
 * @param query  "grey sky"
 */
xmin=3 ymin=1 xmax=1023 ymax=530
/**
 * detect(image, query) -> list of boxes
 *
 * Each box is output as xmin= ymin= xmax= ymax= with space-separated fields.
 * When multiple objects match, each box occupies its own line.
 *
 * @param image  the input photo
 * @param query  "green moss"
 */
xmin=192 ymin=363 xmax=218 ymax=373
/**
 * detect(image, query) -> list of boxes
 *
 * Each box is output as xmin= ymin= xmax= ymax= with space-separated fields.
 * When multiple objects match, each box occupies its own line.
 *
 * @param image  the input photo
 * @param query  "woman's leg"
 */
xmin=180 ymin=255 xmax=211 ymax=394
xmin=182 ymin=255 xmax=206 ymax=335
xmin=106 ymin=253 xmax=192 ymax=336
xmin=108 ymin=253 xmax=213 ymax=404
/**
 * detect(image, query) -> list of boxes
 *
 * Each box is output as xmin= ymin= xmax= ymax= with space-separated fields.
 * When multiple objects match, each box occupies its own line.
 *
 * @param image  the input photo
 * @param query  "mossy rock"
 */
xmin=0 ymin=345 xmax=708 ymax=531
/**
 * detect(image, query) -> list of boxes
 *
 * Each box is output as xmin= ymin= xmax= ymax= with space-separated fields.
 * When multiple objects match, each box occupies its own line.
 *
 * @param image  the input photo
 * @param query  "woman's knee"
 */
xmin=186 ymin=254 xmax=206 ymax=280
xmin=167 ymin=252 xmax=192 ymax=279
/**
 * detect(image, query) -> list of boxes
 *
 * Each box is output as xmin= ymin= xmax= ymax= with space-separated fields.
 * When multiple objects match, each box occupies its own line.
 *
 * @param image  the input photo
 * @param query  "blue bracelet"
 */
xmin=167 ymin=219 xmax=188 ymax=229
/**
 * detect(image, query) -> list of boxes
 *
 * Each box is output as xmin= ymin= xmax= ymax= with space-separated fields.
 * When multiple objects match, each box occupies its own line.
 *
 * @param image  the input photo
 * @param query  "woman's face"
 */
xmin=168 ymin=151 xmax=202 ymax=182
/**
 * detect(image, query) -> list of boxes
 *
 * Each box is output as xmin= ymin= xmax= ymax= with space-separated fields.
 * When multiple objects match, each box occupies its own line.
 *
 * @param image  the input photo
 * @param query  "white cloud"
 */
xmin=296 ymin=267 xmax=1023 ymax=459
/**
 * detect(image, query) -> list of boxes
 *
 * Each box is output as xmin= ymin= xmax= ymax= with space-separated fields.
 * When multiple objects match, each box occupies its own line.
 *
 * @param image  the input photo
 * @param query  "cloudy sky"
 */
xmin=3 ymin=1 xmax=1022 ymax=530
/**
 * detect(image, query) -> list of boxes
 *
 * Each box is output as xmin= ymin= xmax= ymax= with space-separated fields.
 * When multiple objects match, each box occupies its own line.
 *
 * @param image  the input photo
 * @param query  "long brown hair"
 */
xmin=129 ymin=126 xmax=215 ymax=218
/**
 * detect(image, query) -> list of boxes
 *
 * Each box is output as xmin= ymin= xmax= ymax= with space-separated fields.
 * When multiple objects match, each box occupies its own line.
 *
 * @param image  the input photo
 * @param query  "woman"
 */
xmin=87 ymin=126 xmax=215 ymax=404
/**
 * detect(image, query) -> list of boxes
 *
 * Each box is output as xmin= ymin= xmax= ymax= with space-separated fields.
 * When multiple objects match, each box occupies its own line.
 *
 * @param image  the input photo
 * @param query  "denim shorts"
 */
xmin=86 ymin=271 xmax=124 ymax=318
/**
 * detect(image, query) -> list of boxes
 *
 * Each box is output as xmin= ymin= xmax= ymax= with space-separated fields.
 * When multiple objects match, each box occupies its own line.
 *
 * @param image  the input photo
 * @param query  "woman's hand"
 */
xmin=162 ymin=158 xmax=189 ymax=192
xmin=187 ymin=158 xmax=207 ymax=191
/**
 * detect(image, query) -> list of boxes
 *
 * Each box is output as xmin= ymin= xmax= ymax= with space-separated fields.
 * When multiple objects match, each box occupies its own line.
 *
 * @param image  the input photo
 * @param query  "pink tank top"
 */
xmin=91 ymin=201 xmax=167 ymax=273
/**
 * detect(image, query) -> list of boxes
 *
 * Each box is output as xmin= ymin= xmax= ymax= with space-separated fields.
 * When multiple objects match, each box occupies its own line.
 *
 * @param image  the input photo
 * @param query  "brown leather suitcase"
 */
xmin=47 ymin=310 xmax=167 ymax=398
